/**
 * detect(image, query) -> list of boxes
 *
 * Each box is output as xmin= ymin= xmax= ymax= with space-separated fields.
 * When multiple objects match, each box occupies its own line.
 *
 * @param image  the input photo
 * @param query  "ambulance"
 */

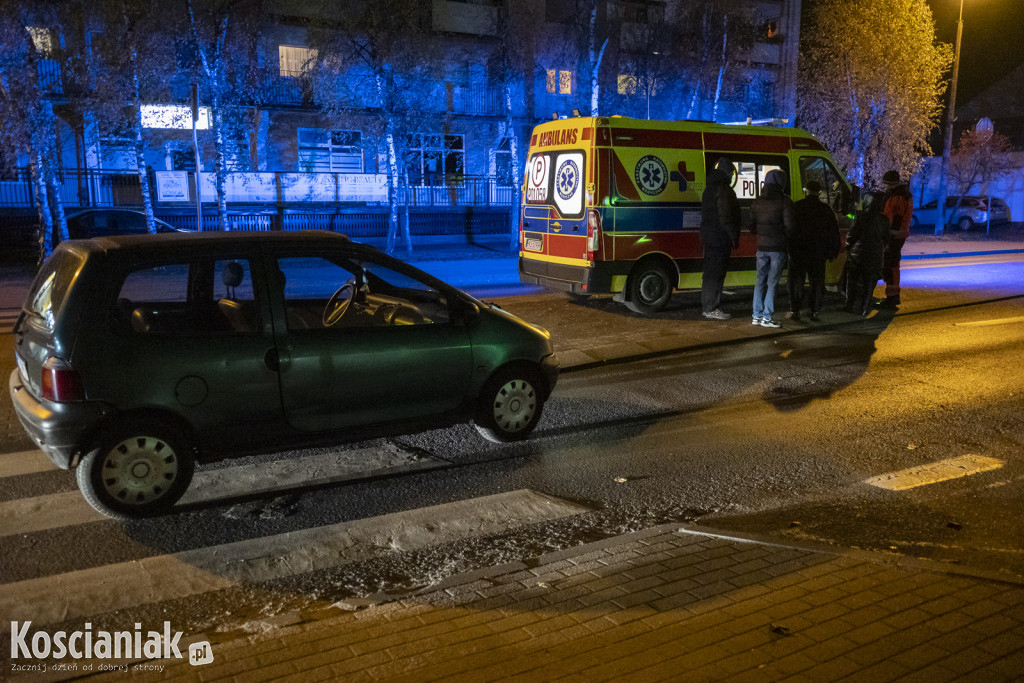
xmin=518 ymin=116 xmax=857 ymax=313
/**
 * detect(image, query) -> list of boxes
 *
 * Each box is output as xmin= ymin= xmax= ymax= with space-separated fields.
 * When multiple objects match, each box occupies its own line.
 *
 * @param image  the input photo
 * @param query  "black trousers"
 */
xmin=701 ymin=244 xmax=732 ymax=313
xmin=788 ymin=254 xmax=827 ymax=313
xmin=845 ymin=263 xmax=880 ymax=314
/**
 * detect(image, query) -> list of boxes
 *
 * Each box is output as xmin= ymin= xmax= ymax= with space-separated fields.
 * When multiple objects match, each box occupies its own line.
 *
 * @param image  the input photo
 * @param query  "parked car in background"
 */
xmin=10 ymin=231 xmax=558 ymax=519
xmin=64 ymin=208 xmax=190 ymax=240
xmin=911 ymin=196 xmax=1010 ymax=231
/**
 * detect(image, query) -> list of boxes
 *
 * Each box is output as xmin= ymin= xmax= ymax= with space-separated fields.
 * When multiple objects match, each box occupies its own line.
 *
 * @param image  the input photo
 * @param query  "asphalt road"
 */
xmin=0 ymin=256 xmax=1021 ymax=643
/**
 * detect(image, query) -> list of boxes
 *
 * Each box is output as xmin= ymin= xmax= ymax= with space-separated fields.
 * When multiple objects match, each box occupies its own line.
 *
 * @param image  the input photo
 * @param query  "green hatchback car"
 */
xmin=10 ymin=231 xmax=558 ymax=519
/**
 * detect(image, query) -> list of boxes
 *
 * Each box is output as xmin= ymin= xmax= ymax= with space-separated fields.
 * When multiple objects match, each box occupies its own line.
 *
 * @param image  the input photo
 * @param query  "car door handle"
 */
xmin=264 ymin=347 xmax=280 ymax=372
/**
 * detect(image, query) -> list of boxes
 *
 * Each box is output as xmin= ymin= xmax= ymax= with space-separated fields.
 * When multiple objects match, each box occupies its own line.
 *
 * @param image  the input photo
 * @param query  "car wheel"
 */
xmin=474 ymin=367 xmax=545 ymax=443
xmin=77 ymin=419 xmax=195 ymax=519
xmin=958 ymin=217 xmax=974 ymax=231
xmin=910 ymin=215 xmax=919 ymax=228
xmin=625 ymin=261 xmax=674 ymax=314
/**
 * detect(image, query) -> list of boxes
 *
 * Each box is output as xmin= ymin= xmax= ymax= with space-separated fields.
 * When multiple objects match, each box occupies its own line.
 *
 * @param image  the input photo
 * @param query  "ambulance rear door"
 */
xmin=523 ymin=148 xmax=588 ymax=261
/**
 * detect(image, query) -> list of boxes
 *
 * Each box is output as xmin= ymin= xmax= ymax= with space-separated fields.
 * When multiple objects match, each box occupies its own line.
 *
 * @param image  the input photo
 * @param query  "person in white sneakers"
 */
xmin=746 ymin=169 xmax=793 ymax=328
xmin=699 ymin=158 xmax=741 ymax=321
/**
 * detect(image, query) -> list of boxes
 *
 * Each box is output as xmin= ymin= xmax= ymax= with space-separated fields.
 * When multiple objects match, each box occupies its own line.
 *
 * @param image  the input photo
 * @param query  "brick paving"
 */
xmin=101 ymin=524 xmax=1023 ymax=682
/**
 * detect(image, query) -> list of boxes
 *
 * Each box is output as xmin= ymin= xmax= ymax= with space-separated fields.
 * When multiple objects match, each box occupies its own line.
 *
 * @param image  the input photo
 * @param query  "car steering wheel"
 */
xmin=322 ymin=281 xmax=356 ymax=327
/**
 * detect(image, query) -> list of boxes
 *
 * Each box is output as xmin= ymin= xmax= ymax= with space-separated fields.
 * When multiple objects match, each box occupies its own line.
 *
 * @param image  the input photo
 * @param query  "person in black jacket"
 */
xmin=788 ymin=180 xmax=842 ymax=321
xmin=844 ymin=191 xmax=889 ymax=316
xmin=746 ymin=169 xmax=793 ymax=327
xmin=700 ymin=157 xmax=741 ymax=320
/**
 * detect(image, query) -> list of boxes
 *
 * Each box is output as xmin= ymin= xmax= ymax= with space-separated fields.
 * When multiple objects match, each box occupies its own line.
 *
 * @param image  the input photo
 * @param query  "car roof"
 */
xmin=61 ymin=229 xmax=361 ymax=258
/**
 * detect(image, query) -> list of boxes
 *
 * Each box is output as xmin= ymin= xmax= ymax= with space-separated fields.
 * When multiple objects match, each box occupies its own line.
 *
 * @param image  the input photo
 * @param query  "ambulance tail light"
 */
xmin=586 ymin=209 xmax=601 ymax=260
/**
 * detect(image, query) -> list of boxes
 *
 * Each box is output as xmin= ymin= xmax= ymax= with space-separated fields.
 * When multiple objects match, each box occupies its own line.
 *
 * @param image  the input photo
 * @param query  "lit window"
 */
xmin=618 ymin=74 xmax=637 ymax=95
xmin=27 ymin=27 xmax=55 ymax=55
xmin=297 ymin=129 xmax=363 ymax=173
xmin=278 ymin=45 xmax=318 ymax=77
xmin=546 ymin=69 xmax=572 ymax=95
xmin=559 ymin=70 xmax=572 ymax=95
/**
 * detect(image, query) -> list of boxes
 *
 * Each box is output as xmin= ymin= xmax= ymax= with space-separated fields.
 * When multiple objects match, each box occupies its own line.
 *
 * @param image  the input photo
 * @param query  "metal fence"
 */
xmin=0 ymin=169 xmax=516 ymax=211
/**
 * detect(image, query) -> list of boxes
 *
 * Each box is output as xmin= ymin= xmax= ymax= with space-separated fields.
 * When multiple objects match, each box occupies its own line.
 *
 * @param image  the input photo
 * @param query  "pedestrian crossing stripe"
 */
xmin=0 ymin=489 xmax=588 ymax=626
xmin=0 ymin=445 xmax=449 ymax=537
xmin=864 ymin=454 xmax=1004 ymax=491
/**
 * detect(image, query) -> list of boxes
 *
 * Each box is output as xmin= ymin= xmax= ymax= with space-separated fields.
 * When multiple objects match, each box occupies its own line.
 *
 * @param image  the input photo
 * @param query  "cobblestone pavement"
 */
xmin=93 ymin=524 xmax=1024 ymax=682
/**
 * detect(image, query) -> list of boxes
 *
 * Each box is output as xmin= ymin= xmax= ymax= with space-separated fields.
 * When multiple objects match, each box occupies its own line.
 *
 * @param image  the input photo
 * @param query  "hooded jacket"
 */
xmin=790 ymin=194 xmax=841 ymax=260
xmin=700 ymin=159 xmax=741 ymax=249
xmin=746 ymin=169 xmax=793 ymax=252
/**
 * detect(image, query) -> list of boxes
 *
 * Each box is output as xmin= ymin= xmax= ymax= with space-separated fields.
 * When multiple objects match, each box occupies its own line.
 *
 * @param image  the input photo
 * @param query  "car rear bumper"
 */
xmin=9 ymin=369 xmax=111 ymax=469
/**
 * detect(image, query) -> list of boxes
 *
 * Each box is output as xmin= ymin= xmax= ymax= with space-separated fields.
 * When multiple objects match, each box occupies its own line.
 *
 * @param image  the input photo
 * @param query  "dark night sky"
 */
xmin=927 ymin=0 xmax=1024 ymax=106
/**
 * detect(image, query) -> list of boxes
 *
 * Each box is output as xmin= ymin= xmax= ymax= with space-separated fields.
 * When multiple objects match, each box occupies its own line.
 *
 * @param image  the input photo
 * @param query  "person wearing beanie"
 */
xmin=746 ymin=168 xmax=793 ymax=327
xmin=787 ymin=179 xmax=842 ymax=321
xmin=699 ymin=157 xmax=741 ymax=320
xmin=880 ymin=170 xmax=913 ymax=307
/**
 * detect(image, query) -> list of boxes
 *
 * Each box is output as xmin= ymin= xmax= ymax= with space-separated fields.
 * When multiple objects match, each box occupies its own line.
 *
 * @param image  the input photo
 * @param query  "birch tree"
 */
xmin=489 ymin=1 xmax=537 ymax=248
xmin=185 ymin=0 xmax=261 ymax=231
xmin=308 ymin=1 xmax=442 ymax=254
xmin=0 ymin=1 xmax=71 ymax=261
xmin=799 ymin=0 xmax=951 ymax=188
xmin=88 ymin=0 xmax=182 ymax=233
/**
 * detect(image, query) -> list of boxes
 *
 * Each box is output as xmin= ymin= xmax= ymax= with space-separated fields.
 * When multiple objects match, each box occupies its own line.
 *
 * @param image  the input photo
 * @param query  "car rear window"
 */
xmin=26 ymin=250 xmax=84 ymax=328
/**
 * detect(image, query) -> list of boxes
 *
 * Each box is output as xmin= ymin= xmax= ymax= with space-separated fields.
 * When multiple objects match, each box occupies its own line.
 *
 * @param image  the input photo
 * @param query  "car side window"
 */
xmin=117 ymin=260 xmax=257 ymax=335
xmin=799 ymin=156 xmax=848 ymax=215
xmin=275 ymin=255 xmax=450 ymax=331
xmin=707 ymin=154 xmax=790 ymax=211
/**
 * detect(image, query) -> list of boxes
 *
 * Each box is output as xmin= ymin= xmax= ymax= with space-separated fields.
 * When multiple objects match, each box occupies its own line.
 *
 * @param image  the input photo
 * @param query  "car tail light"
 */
xmin=586 ymin=209 xmax=601 ymax=260
xmin=41 ymin=357 xmax=84 ymax=402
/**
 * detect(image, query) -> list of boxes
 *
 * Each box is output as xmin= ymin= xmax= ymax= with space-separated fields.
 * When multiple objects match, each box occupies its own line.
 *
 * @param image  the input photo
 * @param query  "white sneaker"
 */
xmin=702 ymin=309 xmax=732 ymax=320
xmin=752 ymin=317 xmax=762 ymax=325
xmin=760 ymin=318 xmax=781 ymax=328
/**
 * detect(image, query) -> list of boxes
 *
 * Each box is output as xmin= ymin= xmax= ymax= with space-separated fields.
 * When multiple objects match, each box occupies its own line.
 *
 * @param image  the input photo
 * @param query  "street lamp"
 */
xmin=935 ymin=0 xmax=965 ymax=236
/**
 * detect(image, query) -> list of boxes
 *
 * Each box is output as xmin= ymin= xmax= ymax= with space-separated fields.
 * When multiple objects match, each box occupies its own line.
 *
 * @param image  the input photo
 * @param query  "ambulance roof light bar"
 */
xmin=721 ymin=117 xmax=791 ymax=127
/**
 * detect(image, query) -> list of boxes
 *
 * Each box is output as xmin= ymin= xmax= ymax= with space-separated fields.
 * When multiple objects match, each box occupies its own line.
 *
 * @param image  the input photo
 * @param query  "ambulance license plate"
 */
xmin=525 ymin=237 xmax=543 ymax=252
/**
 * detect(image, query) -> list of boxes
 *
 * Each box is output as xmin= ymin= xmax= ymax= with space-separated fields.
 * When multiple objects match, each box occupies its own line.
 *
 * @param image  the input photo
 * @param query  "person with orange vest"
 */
xmin=880 ymin=170 xmax=913 ymax=307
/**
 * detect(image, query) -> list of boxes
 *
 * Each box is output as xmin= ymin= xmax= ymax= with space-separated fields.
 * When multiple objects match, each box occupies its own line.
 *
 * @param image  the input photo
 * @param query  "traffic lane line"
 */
xmin=864 ymin=454 xmax=1004 ymax=491
xmin=0 ymin=449 xmax=60 ymax=477
xmin=0 ymin=489 xmax=588 ymax=626
xmin=0 ymin=446 xmax=447 ymax=537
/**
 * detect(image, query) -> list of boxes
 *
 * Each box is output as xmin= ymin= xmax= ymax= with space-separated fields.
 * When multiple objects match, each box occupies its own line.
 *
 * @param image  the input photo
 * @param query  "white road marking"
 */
xmin=0 ymin=450 xmax=60 ymax=478
xmin=0 ymin=489 xmax=588 ymax=626
xmin=0 ymin=445 xmax=446 ymax=537
xmin=954 ymin=316 xmax=1024 ymax=327
xmin=864 ymin=454 xmax=1004 ymax=491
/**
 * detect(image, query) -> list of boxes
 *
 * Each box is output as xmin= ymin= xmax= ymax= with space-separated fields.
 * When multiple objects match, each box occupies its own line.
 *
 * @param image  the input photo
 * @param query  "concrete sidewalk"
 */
xmin=101 ymin=523 xmax=1024 ymax=681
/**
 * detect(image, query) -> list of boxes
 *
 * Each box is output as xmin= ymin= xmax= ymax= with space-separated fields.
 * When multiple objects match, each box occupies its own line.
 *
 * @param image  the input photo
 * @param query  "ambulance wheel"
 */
xmin=625 ymin=261 xmax=673 ymax=314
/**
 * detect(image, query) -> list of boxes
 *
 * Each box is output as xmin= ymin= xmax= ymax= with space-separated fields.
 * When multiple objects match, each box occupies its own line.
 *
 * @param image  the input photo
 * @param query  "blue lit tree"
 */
xmin=307 ymin=1 xmax=443 ymax=254
xmin=184 ymin=0 xmax=262 ymax=230
xmin=89 ymin=0 xmax=184 ymax=234
xmin=0 ymin=0 xmax=71 ymax=261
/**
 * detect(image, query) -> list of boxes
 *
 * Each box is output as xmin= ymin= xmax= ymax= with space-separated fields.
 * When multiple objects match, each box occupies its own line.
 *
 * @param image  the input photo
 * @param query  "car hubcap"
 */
xmin=492 ymin=379 xmax=537 ymax=433
xmin=101 ymin=436 xmax=178 ymax=505
xmin=639 ymin=272 xmax=665 ymax=303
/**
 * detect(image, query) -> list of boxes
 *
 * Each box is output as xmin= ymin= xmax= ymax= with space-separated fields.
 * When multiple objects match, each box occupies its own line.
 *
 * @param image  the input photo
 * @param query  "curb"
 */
xmin=416 ymin=521 xmax=1024 ymax=604
xmin=903 ymin=247 xmax=1024 ymax=260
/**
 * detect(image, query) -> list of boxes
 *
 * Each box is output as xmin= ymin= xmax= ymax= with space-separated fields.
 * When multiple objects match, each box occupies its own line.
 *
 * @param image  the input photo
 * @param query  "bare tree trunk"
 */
xmin=504 ymin=82 xmax=522 ymax=249
xmin=31 ymin=157 xmax=54 ymax=263
xmin=129 ymin=47 xmax=157 ymax=233
xmin=711 ymin=14 xmax=728 ymax=123
xmin=588 ymin=3 xmax=608 ymax=116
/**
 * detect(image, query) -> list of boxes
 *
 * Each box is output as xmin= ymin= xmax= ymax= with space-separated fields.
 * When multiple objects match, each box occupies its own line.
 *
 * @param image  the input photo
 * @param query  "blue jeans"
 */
xmin=753 ymin=251 xmax=787 ymax=320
